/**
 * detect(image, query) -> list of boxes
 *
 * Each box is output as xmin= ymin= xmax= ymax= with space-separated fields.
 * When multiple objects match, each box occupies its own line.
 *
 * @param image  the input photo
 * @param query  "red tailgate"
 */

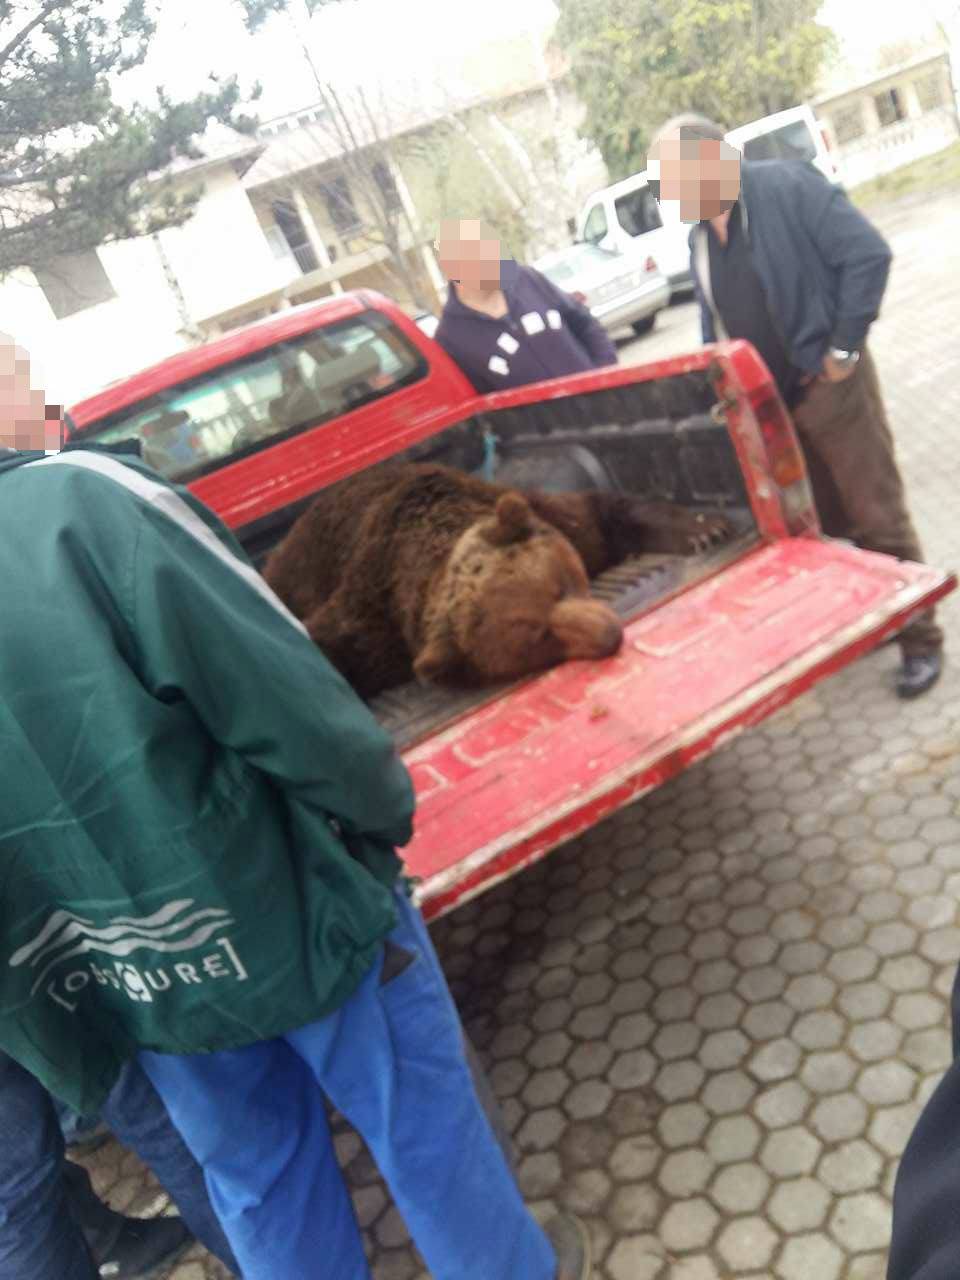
xmin=406 ymin=539 xmax=954 ymax=919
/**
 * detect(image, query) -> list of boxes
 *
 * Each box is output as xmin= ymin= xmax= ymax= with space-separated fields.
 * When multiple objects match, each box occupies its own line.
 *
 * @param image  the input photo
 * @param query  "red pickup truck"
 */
xmin=68 ymin=290 xmax=955 ymax=919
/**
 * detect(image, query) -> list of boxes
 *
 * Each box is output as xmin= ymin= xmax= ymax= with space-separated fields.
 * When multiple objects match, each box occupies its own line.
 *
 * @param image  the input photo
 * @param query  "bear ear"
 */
xmin=482 ymin=492 xmax=534 ymax=546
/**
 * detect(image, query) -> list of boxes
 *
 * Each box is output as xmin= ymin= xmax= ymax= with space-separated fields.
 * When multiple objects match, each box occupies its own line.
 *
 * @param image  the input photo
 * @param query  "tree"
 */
xmin=553 ymin=0 xmax=836 ymax=181
xmin=0 ymin=1 xmax=256 ymax=278
xmin=235 ymin=0 xmax=443 ymax=309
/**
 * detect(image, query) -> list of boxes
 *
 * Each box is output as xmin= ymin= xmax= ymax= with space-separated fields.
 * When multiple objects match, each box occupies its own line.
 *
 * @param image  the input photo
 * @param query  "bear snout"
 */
xmin=550 ymin=599 xmax=623 ymax=660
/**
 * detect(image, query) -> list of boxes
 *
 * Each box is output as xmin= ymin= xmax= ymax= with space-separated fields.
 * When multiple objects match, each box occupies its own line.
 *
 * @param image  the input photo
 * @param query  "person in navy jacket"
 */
xmin=433 ymin=218 xmax=618 ymax=394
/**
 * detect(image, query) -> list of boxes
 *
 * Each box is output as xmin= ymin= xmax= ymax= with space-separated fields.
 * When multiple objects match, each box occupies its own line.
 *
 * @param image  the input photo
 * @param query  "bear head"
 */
xmin=413 ymin=491 xmax=623 ymax=687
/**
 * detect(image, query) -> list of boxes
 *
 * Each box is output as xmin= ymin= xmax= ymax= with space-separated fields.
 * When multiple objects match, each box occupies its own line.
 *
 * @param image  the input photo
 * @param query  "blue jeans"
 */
xmin=0 ymin=1052 xmax=237 ymax=1279
xmin=141 ymin=888 xmax=555 ymax=1280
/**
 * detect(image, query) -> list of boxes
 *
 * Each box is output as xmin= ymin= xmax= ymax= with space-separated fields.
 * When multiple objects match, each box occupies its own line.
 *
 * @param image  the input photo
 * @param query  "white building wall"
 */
xmin=0 ymin=164 xmax=295 ymax=407
xmin=0 ymin=236 xmax=189 ymax=407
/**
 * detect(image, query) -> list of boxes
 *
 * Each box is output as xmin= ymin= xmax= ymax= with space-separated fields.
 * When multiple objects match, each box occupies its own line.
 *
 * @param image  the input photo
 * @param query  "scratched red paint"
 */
xmin=406 ymin=539 xmax=955 ymax=919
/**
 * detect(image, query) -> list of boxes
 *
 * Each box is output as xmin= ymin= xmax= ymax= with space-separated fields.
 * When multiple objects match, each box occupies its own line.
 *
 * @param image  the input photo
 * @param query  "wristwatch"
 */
xmin=828 ymin=347 xmax=860 ymax=369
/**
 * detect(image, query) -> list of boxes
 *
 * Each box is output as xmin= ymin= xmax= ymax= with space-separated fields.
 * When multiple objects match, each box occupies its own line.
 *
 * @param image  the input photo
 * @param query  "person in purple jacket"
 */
xmin=433 ymin=218 xmax=618 ymax=393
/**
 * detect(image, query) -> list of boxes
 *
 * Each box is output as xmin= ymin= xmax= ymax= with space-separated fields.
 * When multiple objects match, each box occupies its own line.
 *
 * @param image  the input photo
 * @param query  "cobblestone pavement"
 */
xmin=76 ymin=189 xmax=960 ymax=1278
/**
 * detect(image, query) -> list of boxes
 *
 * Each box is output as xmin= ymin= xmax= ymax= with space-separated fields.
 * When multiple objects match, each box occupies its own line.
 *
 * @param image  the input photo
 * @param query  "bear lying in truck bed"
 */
xmin=263 ymin=462 xmax=733 ymax=697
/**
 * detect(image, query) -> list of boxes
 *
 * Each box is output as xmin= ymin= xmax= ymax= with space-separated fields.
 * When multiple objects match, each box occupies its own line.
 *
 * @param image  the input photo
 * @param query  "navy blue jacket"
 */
xmin=690 ymin=160 xmax=892 ymax=374
xmin=434 ymin=261 xmax=618 ymax=394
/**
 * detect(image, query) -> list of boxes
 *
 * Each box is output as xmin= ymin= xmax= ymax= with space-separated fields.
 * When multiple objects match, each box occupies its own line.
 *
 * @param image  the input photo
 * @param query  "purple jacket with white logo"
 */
xmin=433 ymin=261 xmax=618 ymax=394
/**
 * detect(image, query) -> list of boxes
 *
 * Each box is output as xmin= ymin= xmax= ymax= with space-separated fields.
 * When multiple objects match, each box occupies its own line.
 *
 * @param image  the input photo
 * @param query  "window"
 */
xmin=915 ymin=69 xmax=946 ymax=112
xmin=34 ymin=250 xmax=116 ymax=320
xmin=582 ymin=203 xmax=608 ymax=245
xmin=831 ymin=103 xmax=867 ymax=145
xmin=372 ymin=159 xmax=402 ymax=213
xmin=875 ymin=87 xmax=907 ymax=128
xmin=614 ymin=187 xmax=663 ymax=238
xmin=271 ymin=198 xmax=318 ymax=274
xmin=320 ymin=174 xmax=361 ymax=237
xmin=78 ymin=311 xmax=427 ymax=483
xmin=742 ymin=120 xmax=818 ymax=165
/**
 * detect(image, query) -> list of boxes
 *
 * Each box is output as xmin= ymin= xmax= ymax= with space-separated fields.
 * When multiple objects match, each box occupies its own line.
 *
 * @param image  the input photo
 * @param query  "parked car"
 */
xmin=577 ymin=176 xmax=693 ymax=299
xmin=531 ymin=241 xmax=670 ymax=337
xmin=67 ymin=291 xmax=954 ymax=919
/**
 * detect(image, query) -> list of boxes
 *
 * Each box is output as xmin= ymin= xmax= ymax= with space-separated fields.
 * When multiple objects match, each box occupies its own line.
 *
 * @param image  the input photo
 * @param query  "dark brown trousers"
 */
xmin=791 ymin=347 xmax=943 ymax=658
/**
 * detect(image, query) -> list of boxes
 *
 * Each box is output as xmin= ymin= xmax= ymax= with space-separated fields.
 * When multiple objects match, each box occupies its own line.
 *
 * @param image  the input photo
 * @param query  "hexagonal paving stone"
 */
xmin=705 ymin=1114 xmax=762 ymax=1165
xmin=608 ymin=1049 xmax=657 ymax=1091
xmin=654 ymin=1059 xmax=706 ymax=1103
xmin=515 ymin=1108 xmax=566 ymax=1153
xmin=777 ymin=1232 xmax=844 ymax=1280
xmin=658 ymin=1102 xmax=711 ymax=1150
xmin=880 ymin=954 xmax=935 ymax=992
xmin=829 ymin=1191 xmax=892 ymax=1252
xmin=760 ymin=1127 xmax=823 ymax=1178
xmin=801 ymin=1051 xmax=859 ymax=1095
xmin=564 ymin=1080 xmax=613 ymax=1121
xmin=607 ymin=1235 xmax=666 ymax=1280
xmin=792 ymin=1010 xmax=846 ymax=1051
xmin=838 ymin=981 xmax=893 ymax=1022
xmin=753 ymin=1080 xmax=812 ymax=1129
xmin=566 ymin=1041 xmax=614 ymax=1081
xmin=870 ymin=1103 xmax=924 ymax=1158
xmin=527 ymin=1031 xmax=573 ymax=1070
xmin=748 ymin=1037 xmax=802 ymax=1083
xmin=658 ymin=1149 xmax=715 ymax=1198
xmin=522 ymin=1068 xmax=569 ymax=1109
xmin=710 ymin=1162 xmax=771 ymax=1214
xmin=659 ymin=1197 xmax=720 ymax=1252
xmin=892 ymin=992 xmax=945 ymax=1031
xmin=716 ymin=1216 xmax=779 ymax=1271
xmin=768 ymin=1176 xmax=832 ymax=1232
xmin=608 ymin=1183 xmax=662 ymax=1233
xmin=858 ymin=1060 xmax=918 ymax=1106
xmin=701 ymin=1069 xmax=757 ymax=1116
xmin=849 ymin=1019 xmax=906 ymax=1063
xmin=609 ymin=1136 xmax=660 ymax=1182
xmin=818 ymin=1139 xmax=885 ymax=1194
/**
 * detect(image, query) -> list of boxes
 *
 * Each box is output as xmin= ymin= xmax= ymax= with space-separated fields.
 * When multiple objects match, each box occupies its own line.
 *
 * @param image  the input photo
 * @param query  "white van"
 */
xmin=726 ymin=104 xmax=842 ymax=186
xmin=575 ymin=104 xmax=842 ymax=300
xmin=576 ymin=173 xmax=693 ymax=298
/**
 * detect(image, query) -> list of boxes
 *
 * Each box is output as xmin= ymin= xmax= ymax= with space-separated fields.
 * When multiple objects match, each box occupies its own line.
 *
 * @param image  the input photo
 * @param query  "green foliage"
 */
xmin=553 ymin=0 xmax=836 ymax=181
xmin=0 ymin=1 xmax=257 ymax=276
xmin=234 ymin=0 xmax=346 ymax=33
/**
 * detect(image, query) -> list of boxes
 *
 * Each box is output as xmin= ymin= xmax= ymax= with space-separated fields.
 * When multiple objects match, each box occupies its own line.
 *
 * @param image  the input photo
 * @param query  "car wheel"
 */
xmin=631 ymin=314 xmax=657 ymax=336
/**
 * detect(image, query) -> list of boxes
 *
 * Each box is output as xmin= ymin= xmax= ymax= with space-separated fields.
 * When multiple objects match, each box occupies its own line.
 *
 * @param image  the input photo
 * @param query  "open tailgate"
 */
xmin=405 ymin=538 xmax=955 ymax=919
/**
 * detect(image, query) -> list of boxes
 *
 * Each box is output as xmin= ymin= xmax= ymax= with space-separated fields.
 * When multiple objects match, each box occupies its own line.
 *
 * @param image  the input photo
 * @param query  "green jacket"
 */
xmin=0 ymin=444 xmax=415 ymax=1113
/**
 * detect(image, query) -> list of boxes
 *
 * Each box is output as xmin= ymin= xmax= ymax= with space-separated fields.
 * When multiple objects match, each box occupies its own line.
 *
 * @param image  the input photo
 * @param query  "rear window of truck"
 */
xmin=77 ymin=310 xmax=427 ymax=483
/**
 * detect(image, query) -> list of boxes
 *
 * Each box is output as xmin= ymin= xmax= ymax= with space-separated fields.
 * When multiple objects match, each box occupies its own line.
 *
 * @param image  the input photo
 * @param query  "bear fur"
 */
xmin=264 ymin=462 xmax=732 ymax=697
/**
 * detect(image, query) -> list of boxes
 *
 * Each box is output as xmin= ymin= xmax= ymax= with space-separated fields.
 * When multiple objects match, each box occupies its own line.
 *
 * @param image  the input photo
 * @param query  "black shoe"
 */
xmin=897 ymin=653 xmax=943 ymax=699
xmin=91 ymin=1215 xmax=192 ymax=1280
xmin=546 ymin=1212 xmax=592 ymax=1280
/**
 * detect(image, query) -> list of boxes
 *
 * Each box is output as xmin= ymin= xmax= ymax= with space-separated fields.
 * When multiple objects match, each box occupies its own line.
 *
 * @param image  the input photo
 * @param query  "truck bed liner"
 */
xmin=371 ymin=528 xmax=757 ymax=749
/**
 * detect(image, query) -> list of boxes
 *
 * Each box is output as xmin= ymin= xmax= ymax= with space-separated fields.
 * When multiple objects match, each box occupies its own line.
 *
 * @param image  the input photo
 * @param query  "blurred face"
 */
xmin=436 ymin=218 xmax=502 ymax=291
xmin=648 ymin=137 xmax=742 ymax=223
xmin=0 ymin=335 xmax=60 ymax=451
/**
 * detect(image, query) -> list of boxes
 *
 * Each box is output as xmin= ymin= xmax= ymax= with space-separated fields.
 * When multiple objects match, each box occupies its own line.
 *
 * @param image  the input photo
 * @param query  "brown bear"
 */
xmin=264 ymin=462 xmax=733 ymax=697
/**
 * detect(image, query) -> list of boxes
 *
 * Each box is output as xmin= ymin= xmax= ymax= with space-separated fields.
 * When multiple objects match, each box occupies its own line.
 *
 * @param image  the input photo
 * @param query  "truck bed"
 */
xmin=238 ymin=370 xmax=761 ymax=747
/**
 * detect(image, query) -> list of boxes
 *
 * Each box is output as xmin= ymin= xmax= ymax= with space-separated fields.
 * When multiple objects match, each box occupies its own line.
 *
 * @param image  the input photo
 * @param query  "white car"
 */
xmin=532 ymin=242 xmax=670 ymax=338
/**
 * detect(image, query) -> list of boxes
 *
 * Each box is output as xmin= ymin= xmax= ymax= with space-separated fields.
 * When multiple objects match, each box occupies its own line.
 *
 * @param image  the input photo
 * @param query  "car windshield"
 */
xmin=742 ymin=120 xmax=818 ymax=164
xmin=76 ymin=311 xmax=425 ymax=483
xmin=537 ymin=243 xmax=619 ymax=284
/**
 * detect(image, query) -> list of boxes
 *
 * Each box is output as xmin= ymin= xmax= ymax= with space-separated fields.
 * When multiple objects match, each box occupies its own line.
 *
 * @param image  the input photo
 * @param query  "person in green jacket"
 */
xmin=0 ymin=333 xmax=590 ymax=1280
